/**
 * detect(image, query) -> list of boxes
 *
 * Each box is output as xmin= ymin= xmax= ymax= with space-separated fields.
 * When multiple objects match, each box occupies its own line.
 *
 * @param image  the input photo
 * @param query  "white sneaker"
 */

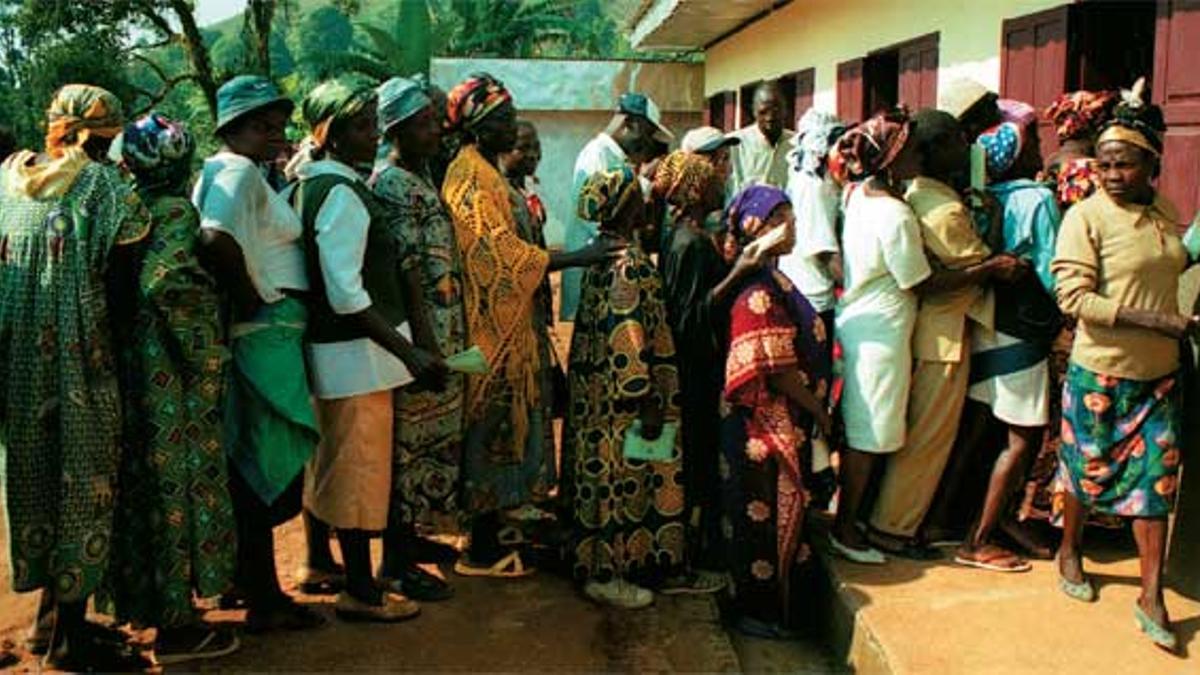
xmin=584 ymin=579 xmax=654 ymax=609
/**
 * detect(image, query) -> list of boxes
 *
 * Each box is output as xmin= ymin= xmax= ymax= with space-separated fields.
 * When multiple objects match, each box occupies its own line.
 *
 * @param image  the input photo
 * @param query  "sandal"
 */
xmin=496 ymin=525 xmax=528 ymax=547
xmin=954 ymin=544 xmax=1032 ymax=573
xmin=829 ymin=535 xmax=886 ymax=565
xmin=294 ymin=563 xmax=346 ymax=595
xmin=154 ymin=627 xmax=240 ymax=666
xmin=1055 ymin=554 xmax=1095 ymax=603
xmin=334 ymin=591 xmax=421 ymax=623
xmin=660 ymin=570 xmax=728 ymax=595
xmin=381 ymin=564 xmax=454 ymax=602
xmin=44 ymin=634 xmax=151 ymax=673
xmin=868 ymin=531 xmax=943 ymax=561
xmin=27 ymin=619 xmax=127 ymax=656
xmin=1134 ymin=602 xmax=1177 ymax=653
xmin=405 ymin=535 xmax=460 ymax=564
xmin=454 ymin=550 xmax=535 ymax=578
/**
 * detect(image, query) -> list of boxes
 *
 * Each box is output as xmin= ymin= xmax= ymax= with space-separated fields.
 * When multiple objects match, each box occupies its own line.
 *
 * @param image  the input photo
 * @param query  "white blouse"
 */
xmin=193 ymin=151 xmax=308 ymax=303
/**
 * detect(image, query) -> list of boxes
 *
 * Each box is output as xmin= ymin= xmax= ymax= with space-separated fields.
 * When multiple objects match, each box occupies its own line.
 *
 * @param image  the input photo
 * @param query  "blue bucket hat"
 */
xmin=377 ymin=76 xmax=432 ymax=135
xmin=216 ymin=75 xmax=294 ymax=132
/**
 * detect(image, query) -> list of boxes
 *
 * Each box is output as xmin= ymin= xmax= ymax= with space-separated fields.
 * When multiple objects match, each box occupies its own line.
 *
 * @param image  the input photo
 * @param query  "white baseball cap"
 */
xmin=681 ymin=126 xmax=740 ymax=154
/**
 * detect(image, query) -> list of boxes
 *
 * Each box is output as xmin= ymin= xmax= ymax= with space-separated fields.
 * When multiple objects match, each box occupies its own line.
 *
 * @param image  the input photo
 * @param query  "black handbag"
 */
xmin=992 ymin=274 xmax=1063 ymax=348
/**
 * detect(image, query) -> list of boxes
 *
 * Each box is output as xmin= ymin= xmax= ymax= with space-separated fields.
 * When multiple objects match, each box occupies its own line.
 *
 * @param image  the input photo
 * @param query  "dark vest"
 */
xmin=296 ymin=172 xmax=407 ymax=344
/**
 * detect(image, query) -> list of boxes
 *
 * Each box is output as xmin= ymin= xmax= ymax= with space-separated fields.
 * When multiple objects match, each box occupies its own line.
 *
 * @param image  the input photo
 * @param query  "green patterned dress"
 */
xmin=0 ymin=159 xmax=149 ymax=602
xmin=104 ymin=195 xmax=236 ymax=627
xmin=372 ymin=165 xmax=467 ymax=529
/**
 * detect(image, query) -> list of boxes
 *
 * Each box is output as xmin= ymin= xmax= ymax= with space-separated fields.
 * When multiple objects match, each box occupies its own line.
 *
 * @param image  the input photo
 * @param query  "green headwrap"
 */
xmin=302 ymin=75 xmax=376 ymax=148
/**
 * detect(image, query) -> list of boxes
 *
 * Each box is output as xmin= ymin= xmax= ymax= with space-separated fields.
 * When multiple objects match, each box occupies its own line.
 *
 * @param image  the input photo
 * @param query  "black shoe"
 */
xmin=382 ymin=564 xmax=454 ymax=602
xmin=44 ymin=635 xmax=151 ymax=673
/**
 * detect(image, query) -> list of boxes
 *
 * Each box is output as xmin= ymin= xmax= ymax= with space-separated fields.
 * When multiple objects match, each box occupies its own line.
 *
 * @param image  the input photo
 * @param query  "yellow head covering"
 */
xmin=4 ymin=85 xmax=124 ymax=199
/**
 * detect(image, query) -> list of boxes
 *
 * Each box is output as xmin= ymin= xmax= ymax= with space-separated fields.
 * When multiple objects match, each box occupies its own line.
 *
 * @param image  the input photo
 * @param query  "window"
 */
xmin=780 ymin=67 xmax=816 ymax=127
xmin=1153 ymin=0 xmax=1200 ymax=223
xmin=1001 ymin=2 xmax=1156 ymax=155
xmin=705 ymin=91 xmax=737 ymax=132
xmin=739 ymin=81 xmax=760 ymax=129
xmin=839 ymin=34 xmax=939 ymax=123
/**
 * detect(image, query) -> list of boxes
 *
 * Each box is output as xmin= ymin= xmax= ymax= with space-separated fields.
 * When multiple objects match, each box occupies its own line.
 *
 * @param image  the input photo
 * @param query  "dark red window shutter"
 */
xmin=1153 ymin=0 xmax=1200 ymax=224
xmin=837 ymin=58 xmax=865 ymax=124
xmin=1001 ymin=7 xmax=1069 ymax=154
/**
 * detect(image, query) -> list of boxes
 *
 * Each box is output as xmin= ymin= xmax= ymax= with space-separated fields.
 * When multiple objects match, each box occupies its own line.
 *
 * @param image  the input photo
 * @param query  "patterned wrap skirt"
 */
xmin=1055 ymin=362 xmax=1182 ymax=518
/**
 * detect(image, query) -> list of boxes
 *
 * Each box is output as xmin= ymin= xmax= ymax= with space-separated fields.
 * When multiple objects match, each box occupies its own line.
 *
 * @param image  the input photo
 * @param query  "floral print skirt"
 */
xmin=1055 ymin=362 xmax=1182 ymax=519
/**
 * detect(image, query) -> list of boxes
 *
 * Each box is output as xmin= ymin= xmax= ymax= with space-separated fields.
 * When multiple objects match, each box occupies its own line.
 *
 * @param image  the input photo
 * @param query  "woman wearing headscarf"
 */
xmin=656 ymin=150 xmax=762 ymax=582
xmin=0 ymin=84 xmax=152 ymax=670
xmin=563 ymin=167 xmax=685 ymax=608
xmin=1051 ymin=84 xmax=1191 ymax=652
xmin=948 ymin=102 xmax=1062 ymax=571
xmin=294 ymin=75 xmax=446 ymax=622
xmin=193 ymin=75 xmax=323 ymax=632
xmin=371 ymin=76 xmax=465 ymax=601
xmin=780 ymin=109 xmax=846 ymax=508
xmin=102 ymin=113 xmax=239 ymax=663
xmin=720 ymin=185 xmax=832 ymax=638
xmin=828 ymin=109 xmax=932 ymax=563
xmin=441 ymin=73 xmax=617 ymax=577
xmin=1042 ymin=90 xmax=1118 ymax=210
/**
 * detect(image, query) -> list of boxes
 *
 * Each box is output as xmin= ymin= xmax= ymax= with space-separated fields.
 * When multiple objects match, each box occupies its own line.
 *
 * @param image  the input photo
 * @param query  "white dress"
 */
xmin=835 ymin=185 xmax=932 ymax=453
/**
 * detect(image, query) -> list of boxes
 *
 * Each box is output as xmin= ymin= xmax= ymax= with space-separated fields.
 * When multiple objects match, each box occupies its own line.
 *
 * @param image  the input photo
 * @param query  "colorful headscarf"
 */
xmin=653 ymin=150 xmax=717 ymax=209
xmin=1045 ymin=90 xmax=1118 ymax=142
xmin=45 ymin=84 xmax=124 ymax=157
xmin=121 ymin=112 xmax=195 ymax=196
xmin=1097 ymin=78 xmax=1165 ymax=157
xmin=790 ymin=109 xmax=845 ymax=177
xmin=726 ymin=185 xmax=790 ymax=242
xmin=831 ymin=107 xmax=911 ymax=183
xmin=977 ymin=99 xmax=1037 ymax=179
xmin=302 ymin=75 xmax=377 ymax=149
xmin=445 ymin=73 xmax=512 ymax=133
xmin=577 ymin=165 xmax=640 ymax=226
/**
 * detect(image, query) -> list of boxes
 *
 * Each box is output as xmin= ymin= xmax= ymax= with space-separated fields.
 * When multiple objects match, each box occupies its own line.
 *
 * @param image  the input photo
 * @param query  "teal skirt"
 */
xmin=224 ymin=298 xmax=320 ymax=506
xmin=1056 ymin=362 xmax=1182 ymax=518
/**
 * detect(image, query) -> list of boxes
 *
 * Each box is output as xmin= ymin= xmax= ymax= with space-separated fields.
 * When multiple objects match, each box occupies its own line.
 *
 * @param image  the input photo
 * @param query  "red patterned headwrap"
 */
xmin=445 ymin=73 xmax=512 ymax=133
xmin=1044 ymin=90 xmax=1118 ymax=142
xmin=831 ymin=107 xmax=912 ymax=183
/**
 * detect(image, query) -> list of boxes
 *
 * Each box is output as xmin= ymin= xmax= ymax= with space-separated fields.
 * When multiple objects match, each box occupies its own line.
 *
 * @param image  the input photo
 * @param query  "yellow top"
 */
xmin=1051 ymin=189 xmax=1187 ymax=381
xmin=904 ymin=177 xmax=993 ymax=363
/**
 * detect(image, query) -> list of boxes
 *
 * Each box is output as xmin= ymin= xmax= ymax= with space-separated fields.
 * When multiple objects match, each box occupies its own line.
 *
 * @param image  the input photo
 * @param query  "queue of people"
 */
xmin=0 ymin=68 xmax=1193 ymax=671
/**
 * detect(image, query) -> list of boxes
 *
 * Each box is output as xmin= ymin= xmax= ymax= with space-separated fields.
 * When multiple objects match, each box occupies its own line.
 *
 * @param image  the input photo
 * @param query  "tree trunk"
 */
xmin=246 ymin=0 xmax=276 ymax=77
xmin=165 ymin=0 xmax=219 ymax=120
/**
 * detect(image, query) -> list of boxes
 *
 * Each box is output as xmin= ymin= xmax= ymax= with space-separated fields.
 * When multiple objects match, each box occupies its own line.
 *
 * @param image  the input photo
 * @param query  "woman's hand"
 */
xmin=639 ymin=397 xmax=665 ymax=441
xmin=813 ymin=408 xmax=834 ymax=438
xmin=986 ymin=253 xmax=1029 ymax=283
xmin=1156 ymin=313 xmax=1200 ymax=339
xmin=407 ymin=347 xmax=450 ymax=392
xmin=580 ymin=234 xmax=628 ymax=266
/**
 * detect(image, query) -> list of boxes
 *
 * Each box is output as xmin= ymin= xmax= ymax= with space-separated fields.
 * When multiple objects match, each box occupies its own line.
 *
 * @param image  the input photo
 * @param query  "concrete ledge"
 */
xmin=813 ymin=538 xmax=1199 ymax=674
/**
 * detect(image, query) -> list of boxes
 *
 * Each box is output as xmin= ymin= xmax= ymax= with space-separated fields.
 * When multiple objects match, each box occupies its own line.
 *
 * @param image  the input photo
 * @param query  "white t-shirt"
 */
xmin=837 ymin=184 xmax=931 ymax=316
xmin=193 ymin=151 xmax=308 ymax=303
xmin=780 ymin=170 xmax=841 ymax=312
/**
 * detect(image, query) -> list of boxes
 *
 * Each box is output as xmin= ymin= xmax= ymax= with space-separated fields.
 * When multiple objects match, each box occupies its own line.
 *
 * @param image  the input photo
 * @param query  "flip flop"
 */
xmin=496 ymin=525 xmax=528 ymax=547
xmin=1134 ymin=602 xmax=1177 ymax=653
xmin=954 ymin=545 xmax=1032 ymax=573
xmin=453 ymin=550 xmax=535 ymax=579
xmin=294 ymin=564 xmax=346 ymax=595
xmin=154 ymin=628 xmax=240 ymax=666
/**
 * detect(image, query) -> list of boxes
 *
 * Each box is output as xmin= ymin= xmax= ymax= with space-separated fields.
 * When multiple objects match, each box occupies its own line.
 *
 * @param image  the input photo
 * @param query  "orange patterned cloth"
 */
xmin=442 ymin=145 xmax=549 ymax=461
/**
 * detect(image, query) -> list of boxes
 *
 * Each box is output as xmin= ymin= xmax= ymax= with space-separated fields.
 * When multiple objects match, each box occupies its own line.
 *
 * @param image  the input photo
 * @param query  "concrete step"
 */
xmin=811 ymin=535 xmax=1199 ymax=674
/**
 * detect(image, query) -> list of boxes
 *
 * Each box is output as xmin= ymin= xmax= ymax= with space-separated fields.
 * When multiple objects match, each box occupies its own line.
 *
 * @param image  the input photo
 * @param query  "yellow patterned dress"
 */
xmin=563 ymin=240 xmax=685 ymax=584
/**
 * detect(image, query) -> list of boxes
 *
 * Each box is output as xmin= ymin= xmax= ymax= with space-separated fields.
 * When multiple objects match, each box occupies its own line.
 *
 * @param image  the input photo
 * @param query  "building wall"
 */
xmin=704 ymin=0 xmax=1067 ymax=116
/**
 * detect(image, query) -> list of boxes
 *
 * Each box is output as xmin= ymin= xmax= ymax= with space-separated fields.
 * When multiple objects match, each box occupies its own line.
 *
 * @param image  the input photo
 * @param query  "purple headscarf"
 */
xmin=727 ymin=184 xmax=790 ymax=242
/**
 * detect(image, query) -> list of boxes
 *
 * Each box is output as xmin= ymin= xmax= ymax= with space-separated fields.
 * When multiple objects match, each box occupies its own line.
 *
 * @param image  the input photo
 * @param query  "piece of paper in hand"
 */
xmin=970 ymin=143 xmax=987 ymax=191
xmin=446 ymin=345 xmax=489 ymax=374
xmin=622 ymin=420 xmax=678 ymax=462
